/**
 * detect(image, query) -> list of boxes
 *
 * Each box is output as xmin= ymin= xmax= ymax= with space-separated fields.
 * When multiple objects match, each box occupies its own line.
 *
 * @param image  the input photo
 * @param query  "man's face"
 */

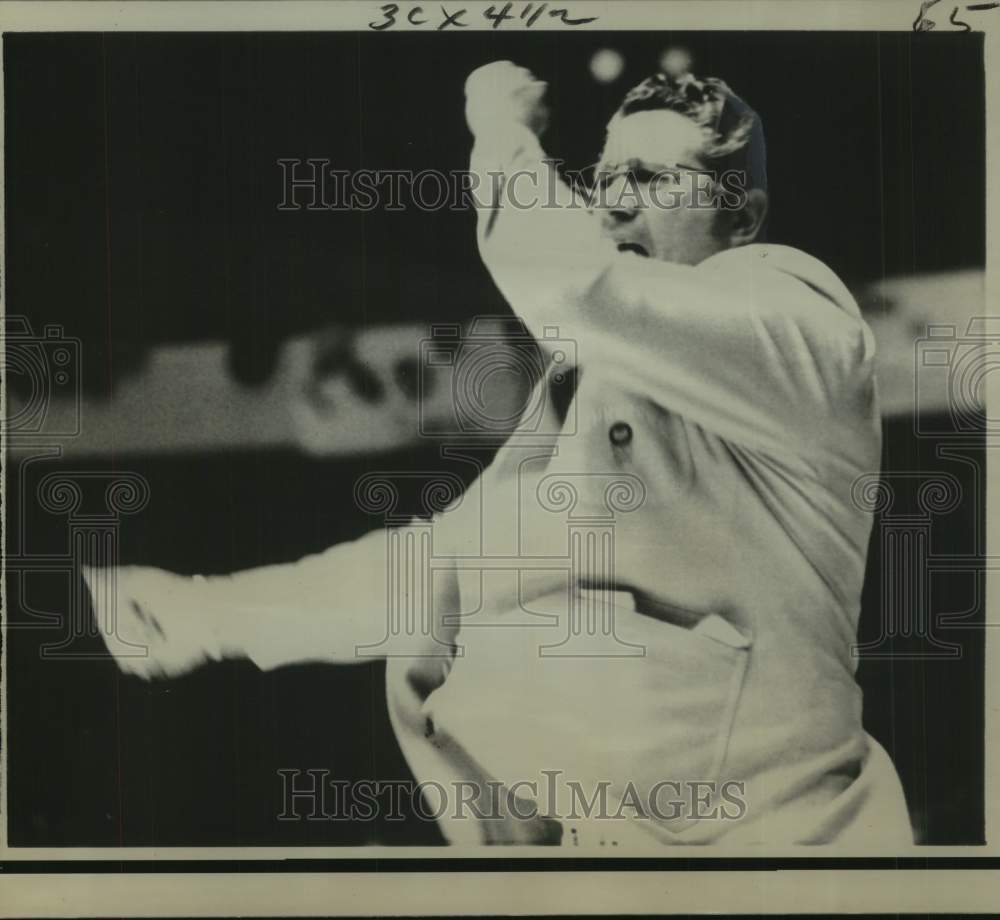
xmin=594 ymin=109 xmax=730 ymax=266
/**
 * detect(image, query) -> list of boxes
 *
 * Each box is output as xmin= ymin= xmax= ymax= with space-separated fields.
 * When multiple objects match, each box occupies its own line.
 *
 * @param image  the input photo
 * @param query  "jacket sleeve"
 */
xmin=92 ymin=511 xmax=467 ymax=674
xmin=195 ymin=521 xmax=458 ymax=669
xmin=469 ymin=128 xmax=877 ymax=462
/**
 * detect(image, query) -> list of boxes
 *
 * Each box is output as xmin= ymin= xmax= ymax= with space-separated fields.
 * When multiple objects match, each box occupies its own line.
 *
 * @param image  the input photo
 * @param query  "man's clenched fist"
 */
xmin=83 ymin=564 xmax=226 ymax=680
xmin=465 ymin=60 xmax=549 ymax=139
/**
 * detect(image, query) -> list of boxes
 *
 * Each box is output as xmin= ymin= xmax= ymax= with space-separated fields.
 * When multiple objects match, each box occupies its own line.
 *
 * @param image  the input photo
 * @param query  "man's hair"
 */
xmin=612 ymin=71 xmax=767 ymax=193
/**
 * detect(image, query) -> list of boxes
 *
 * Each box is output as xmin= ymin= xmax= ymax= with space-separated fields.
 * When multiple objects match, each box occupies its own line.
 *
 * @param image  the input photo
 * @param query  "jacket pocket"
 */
xmin=609 ymin=605 xmax=751 ymax=820
xmin=424 ymin=590 xmax=752 ymax=838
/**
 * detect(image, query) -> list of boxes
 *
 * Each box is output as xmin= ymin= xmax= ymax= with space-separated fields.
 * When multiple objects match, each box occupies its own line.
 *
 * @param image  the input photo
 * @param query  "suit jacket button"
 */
xmin=609 ymin=421 xmax=633 ymax=446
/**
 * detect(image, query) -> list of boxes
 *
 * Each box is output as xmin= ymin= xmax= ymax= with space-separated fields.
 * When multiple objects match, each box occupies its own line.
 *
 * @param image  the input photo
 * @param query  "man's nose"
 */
xmin=598 ymin=176 xmax=640 ymax=231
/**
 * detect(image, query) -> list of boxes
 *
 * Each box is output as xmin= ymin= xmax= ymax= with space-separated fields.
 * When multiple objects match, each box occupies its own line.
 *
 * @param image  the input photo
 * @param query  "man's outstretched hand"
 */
xmin=82 ymin=565 xmax=227 ymax=680
xmin=465 ymin=60 xmax=549 ymax=139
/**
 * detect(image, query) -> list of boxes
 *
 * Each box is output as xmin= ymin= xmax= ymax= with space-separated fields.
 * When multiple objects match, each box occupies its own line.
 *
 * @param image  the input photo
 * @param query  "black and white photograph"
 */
xmin=1 ymin=0 xmax=997 ymax=914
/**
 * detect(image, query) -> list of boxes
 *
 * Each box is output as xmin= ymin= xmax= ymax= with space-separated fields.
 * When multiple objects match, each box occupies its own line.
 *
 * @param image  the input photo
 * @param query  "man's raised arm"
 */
xmin=465 ymin=62 xmax=878 ymax=464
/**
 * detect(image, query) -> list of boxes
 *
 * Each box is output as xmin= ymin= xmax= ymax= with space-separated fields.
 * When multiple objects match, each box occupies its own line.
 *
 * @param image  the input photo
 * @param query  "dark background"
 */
xmin=3 ymin=30 xmax=986 ymax=392
xmin=4 ymin=31 xmax=987 ymax=846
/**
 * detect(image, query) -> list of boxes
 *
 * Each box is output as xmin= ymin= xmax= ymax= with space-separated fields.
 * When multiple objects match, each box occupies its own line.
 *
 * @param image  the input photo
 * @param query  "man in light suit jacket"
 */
xmin=86 ymin=62 xmax=913 ymax=848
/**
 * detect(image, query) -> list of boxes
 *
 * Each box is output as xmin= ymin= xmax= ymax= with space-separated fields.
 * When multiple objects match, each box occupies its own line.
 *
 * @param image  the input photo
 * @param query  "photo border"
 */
xmin=1 ymin=0 xmax=997 ymax=914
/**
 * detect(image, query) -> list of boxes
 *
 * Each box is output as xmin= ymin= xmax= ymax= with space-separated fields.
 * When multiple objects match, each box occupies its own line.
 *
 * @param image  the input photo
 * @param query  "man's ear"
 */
xmin=728 ymin=188 xmax=768 ymax=246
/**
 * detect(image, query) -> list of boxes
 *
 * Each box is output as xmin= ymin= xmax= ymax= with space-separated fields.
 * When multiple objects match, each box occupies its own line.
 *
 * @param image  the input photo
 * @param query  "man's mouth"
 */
xmin=616 ymin=242 xmax=650 ymax=258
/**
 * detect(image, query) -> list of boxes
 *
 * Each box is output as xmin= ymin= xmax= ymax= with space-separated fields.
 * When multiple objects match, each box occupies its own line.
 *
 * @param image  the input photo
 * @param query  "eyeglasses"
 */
xmin=575 ymin=160 xmax=722 ymax=209
xmin=589 ymin=159 xmax=715 ymax=188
